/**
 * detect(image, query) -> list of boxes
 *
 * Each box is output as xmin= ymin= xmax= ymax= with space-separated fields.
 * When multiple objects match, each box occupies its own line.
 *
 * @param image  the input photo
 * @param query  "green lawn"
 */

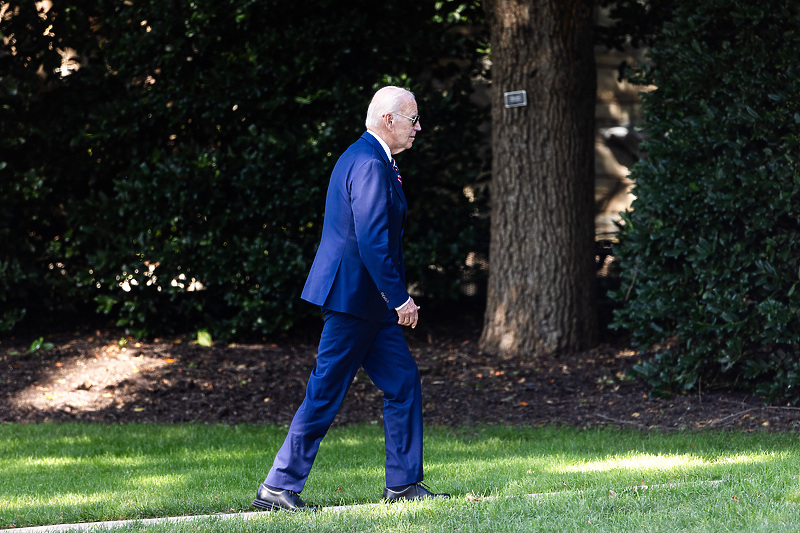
xmin=1 ymin=423 xmax=798 ymax=531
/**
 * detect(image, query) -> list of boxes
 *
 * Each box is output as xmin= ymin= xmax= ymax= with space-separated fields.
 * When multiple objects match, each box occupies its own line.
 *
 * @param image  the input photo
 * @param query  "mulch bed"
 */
xmin=2 ymin=312 xmax=798 ymax=432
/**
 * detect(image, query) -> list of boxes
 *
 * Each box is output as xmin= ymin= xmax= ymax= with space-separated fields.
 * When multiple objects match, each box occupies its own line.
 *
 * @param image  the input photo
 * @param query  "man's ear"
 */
xmin=383 ymin=113 xmax=394 ymax=131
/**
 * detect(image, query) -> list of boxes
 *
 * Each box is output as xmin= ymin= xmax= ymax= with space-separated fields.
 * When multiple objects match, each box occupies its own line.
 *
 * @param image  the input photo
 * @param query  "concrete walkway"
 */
xmin=1 ymin=481 xmax=724 ymax=532
xmin=0 ymin=501 xmax=387 ymax=533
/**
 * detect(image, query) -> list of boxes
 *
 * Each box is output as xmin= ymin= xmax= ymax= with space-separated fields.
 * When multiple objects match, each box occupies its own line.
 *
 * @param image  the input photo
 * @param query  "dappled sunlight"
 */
xmin=191 ymin=448 xmax=263 ymax=464
xmin=2 ymin=453 xmax=154 ymax=481
xmin=13 ymin=455 xmax=83 ymax=468
xmin=716 ymin=452 xmax=789 ymax=466
xmin=133 ymin=473 xmax=189 ymax=488
xmin=558 ymin=453 xmax=707 ymax=473
xmin=554 ymin=451 xmax=780 ymax=474
xmin=6 ymin=340 xmax=174 ymax=417
xmin=2 ymin=489 xmax=112 ymax=512
xmin=6 ymin=453 xmax=150 ymax=469
xmin=48 ymin=491 xmax=115 ymax=506
xmin=114 ymin=262 xmax=206 ymax=293
xmin=327 ymin=433 xmax=383 ymax=449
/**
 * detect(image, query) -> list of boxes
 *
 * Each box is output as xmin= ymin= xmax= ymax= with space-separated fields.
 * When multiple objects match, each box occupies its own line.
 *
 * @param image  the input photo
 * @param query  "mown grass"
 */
xmin=1 ymin=423 xmax=798 ymax=531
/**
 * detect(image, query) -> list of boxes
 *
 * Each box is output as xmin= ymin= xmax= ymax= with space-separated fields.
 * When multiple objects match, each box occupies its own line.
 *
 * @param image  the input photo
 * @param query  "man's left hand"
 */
xmin=397 ymin=298 xmax=420 ymax=329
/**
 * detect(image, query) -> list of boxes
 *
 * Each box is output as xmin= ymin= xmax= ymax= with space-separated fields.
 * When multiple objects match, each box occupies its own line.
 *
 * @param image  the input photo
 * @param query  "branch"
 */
xmin=596 ymin=413 xmax=648 ymax=428
xmin=708 ymin=408 xmax=758 ymax=427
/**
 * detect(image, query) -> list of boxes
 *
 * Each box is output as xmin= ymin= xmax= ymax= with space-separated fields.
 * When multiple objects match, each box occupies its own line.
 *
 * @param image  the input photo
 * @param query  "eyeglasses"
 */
xmin=393 ymin=112 xmax=420 ymax=126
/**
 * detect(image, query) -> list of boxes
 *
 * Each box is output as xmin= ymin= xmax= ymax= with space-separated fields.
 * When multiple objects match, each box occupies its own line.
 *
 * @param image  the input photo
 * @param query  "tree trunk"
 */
xmin=480 ymin=0 xmax=597 ymax=357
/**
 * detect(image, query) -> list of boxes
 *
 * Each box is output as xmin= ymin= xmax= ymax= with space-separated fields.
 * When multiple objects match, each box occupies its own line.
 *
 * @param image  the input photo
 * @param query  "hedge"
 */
xmin=613 ymin=0 xmax=800 ymax=403
xmin=1 ymin=1 xmax=490 ymax=338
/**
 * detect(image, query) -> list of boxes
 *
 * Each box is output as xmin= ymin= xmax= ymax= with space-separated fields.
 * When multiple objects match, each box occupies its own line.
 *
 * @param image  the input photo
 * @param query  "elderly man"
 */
xmin=252 ymin=86 xmax=449 ymax=512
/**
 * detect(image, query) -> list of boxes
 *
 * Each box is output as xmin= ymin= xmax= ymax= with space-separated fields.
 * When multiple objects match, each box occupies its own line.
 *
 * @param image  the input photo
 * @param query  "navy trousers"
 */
xmin=265 ymin=309 xmax=424 ymax=492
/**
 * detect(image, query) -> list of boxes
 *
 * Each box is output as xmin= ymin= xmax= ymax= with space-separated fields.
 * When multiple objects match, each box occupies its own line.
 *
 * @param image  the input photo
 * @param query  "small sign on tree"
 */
xmin=503 ymin=90 xmax=527 ymax=108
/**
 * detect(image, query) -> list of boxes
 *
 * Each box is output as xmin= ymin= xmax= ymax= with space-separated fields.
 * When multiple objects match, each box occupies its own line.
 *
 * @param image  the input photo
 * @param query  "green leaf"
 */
xmin=196 ymin=330 xmax=214 ymax=347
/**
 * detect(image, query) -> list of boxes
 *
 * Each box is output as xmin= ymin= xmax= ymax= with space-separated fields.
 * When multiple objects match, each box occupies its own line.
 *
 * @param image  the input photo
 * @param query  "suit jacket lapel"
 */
xmin=361 ymin=132 xmax=408 ymax=215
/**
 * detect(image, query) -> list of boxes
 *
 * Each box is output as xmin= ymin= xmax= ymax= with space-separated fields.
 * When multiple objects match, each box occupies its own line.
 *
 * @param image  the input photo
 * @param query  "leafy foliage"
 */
xmin=1 ymin=1 xmax=489 ymax=338
xmin=613 ymin=0 xmax=800 ymax=402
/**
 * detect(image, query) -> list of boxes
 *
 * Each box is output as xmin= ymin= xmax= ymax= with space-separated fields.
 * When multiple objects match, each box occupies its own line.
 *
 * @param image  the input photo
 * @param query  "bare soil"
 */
xmin=2 ymin=310 xmax=798 ymax=432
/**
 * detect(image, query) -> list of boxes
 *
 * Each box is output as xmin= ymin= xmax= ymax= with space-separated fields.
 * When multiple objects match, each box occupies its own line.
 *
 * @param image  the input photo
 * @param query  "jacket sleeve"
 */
xmin=349 ymin=158 xmax=409 ymax=309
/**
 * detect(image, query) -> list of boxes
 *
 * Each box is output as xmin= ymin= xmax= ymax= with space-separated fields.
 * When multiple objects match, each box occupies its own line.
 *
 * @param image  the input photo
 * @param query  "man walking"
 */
xmin=252 ymin=86 xmax=449 ymax=511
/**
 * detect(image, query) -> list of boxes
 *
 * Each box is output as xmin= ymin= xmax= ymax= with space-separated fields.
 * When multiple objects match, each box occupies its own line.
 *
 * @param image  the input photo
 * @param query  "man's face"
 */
xmin=387 ymin=100 xmax=421 ymax=155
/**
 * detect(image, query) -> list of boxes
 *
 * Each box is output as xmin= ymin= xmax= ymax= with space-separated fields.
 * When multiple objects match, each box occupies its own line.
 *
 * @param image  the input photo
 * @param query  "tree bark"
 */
xmin=480 ymin=0 xmax=598 ymax=357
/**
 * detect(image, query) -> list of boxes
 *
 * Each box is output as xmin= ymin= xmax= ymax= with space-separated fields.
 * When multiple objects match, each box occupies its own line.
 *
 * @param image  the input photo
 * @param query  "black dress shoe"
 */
xmin=382 ymin=482 xmax=451 ymax=501
xmin=252 ymin=483 xmax=319 ymax=512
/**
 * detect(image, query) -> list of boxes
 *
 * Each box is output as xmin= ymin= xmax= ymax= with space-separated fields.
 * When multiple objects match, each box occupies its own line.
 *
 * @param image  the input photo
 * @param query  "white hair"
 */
xmin=365 ymin=86 xmax=415 ymax=129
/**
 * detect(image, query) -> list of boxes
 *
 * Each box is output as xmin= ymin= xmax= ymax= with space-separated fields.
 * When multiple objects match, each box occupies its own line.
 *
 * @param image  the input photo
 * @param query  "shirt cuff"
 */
xmin=394 ymin=297 xmax=412 ymax=311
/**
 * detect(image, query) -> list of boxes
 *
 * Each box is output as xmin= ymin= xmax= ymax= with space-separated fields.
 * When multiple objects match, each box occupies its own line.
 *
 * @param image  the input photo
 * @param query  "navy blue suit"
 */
xmin=265 ymin=132 xmax=423 ymax=492
xmin=301 ymin=132 xmax=410 ymax=318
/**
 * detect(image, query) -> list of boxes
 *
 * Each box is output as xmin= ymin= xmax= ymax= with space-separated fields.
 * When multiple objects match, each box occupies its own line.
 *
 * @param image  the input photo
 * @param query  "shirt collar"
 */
xmin=366 ymin=129 xmax=392 ymax=161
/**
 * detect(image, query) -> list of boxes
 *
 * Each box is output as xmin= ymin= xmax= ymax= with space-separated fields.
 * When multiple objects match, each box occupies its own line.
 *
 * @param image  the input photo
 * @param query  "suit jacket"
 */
xmin=301 ymin=132 xmax=409 ymax=322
